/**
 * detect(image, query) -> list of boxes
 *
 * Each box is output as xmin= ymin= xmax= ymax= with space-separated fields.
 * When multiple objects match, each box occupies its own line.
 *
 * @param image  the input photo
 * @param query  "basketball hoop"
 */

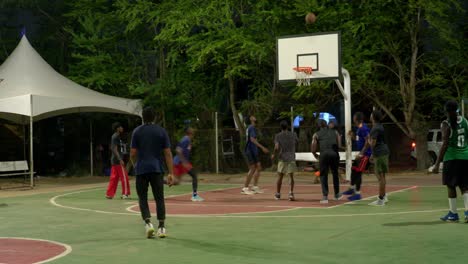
xmin=293 ymin=67 xmax=313 ymax=86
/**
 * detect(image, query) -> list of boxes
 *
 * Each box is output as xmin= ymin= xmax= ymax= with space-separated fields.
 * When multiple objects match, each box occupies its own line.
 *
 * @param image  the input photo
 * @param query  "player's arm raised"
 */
xmin=433 ymin=122 xmax=450 ymax=174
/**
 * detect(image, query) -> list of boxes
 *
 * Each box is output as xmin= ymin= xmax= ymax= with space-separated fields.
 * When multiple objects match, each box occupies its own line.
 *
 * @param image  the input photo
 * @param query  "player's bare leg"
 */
xmin=252 ymin=163 xmax=263 ymax=193
xmin=462 ymin=187 xmax=468 ymax=223
xmin=288 ymin=173 xmax=295 ymax=201
xmin=275 ymin=172 xmax=284 ymax=200
xmin=441 ymin=186 xmax=460 ymax=222
xmin=242 ymin=164 xmax=256 ymax=195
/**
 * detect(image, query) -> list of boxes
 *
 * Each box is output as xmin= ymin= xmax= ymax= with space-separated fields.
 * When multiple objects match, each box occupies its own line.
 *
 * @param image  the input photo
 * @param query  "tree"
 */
xmin=340 ymin=0 xmax=466 ymax=169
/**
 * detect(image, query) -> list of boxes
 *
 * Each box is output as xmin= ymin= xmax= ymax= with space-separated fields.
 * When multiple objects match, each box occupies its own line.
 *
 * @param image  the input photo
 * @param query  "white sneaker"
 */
xmin=121 ymin=195 xmax=130 ymax=199
xmin=145 ymin=223 xmax=155 ymax=239
xmin=369 ymin=198 xmax=385 ymax=206
xmin=320 ymin=198 xmax=329 ymax=204
xmin=334 ymin=194 xmax=343 ymax=201
xmin=241 ymin=187 xmax=255 ymax=195
xmin=252 ymin=186 xmax=264 ymax=194
xmin=157 ymin=227 xmax=167 ymax=238
xmin=384 ymin=195 xmax=389 ymax=203
xmin=191 ymin=194 xmax=204 ymax=202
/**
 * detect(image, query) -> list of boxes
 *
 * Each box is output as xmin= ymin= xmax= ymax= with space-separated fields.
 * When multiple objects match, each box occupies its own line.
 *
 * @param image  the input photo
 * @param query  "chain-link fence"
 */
xmin=190 ymin=122 xmax=420 ymax=173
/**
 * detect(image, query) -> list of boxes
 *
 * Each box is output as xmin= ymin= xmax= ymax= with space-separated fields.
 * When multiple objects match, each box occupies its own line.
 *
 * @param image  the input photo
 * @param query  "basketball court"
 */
xmin=0 ymin=173 xmax=466 ymax=264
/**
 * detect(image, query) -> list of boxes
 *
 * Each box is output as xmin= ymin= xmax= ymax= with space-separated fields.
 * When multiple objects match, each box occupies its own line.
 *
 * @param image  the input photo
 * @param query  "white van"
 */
xmin=410 ymin=129 xmax=442 ymax=164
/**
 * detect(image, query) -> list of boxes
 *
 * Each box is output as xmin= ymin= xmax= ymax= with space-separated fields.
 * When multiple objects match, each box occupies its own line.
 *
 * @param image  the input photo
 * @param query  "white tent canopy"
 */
xmin=0 ymin=36 xmax=142 ymax=187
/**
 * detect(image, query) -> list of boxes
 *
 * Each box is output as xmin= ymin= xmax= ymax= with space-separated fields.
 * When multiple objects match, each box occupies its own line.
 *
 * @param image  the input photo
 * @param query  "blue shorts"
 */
xmin=245 ymin=150 xmax=259 ymax=165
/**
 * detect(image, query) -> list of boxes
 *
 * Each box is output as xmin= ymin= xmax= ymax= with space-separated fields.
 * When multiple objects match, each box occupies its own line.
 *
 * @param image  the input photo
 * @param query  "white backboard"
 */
xmin=277 ymin=32 xmax=341 ymax=82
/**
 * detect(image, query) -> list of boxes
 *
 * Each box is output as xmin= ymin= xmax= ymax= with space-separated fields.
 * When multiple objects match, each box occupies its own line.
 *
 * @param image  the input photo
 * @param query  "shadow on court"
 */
xmin=382 ymin=221 xmax=445 ymax=227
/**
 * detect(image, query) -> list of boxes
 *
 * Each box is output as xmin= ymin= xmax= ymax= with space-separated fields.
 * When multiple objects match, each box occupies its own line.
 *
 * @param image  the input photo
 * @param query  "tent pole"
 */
xmin=30 ymin=95 xmax=34 ymax=188
xmin=90 ymin=120 xmax=93 ymax=177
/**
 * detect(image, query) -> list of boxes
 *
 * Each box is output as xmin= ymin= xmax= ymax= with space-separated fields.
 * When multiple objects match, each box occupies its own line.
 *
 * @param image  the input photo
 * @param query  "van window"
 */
xmin=436 ymin=132 xmax=442 ymax=142
xmin=427 ymin=132 xmax=434 ymax=141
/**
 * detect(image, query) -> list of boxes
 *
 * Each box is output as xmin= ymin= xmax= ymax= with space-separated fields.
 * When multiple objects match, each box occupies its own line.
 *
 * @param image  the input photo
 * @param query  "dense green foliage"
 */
xmin=0 ymin=0 xmax=466 ymax=169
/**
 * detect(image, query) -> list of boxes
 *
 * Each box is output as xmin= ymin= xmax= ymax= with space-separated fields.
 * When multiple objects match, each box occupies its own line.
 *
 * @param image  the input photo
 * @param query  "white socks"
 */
xmin=449 ymin=198 xmax=457 ymax=214
xmin=464 ymin=193 xmax=468 ymax=211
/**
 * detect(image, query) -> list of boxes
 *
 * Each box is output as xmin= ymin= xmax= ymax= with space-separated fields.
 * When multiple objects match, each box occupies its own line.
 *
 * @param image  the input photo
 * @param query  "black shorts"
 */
xmin=443 ymin=160 xmax=468 ymax=188
xmin=245 ymin=150 xmax=260 ymax=165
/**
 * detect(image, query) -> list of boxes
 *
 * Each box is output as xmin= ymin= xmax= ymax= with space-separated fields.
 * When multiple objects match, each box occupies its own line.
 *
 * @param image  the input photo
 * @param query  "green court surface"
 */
xmin=0 ymin=182 xmax=467 ymax=264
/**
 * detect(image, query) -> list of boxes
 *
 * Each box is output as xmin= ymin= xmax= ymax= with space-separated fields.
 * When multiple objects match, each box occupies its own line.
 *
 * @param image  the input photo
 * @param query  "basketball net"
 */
xmin=293 ymin=67 xmax=313 ymax=86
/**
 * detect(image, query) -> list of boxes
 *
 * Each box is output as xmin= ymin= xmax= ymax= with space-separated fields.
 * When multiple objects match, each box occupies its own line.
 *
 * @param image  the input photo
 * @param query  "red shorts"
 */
xmin=174 ymin=163 xmax=193 ymax=177
xmin=352 ymin=156 xmax=370 ymax=172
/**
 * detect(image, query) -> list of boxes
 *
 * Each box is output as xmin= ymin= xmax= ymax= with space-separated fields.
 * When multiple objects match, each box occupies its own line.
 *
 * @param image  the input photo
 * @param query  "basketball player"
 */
xmin=433 ymin=100 xmax=468 ymax=223
xmin=130 ymin=107 xmax=173 ymax=238
xmin=271 ymin=120 xmax=298 ymax=201
xmin=368 ymin=110 xmax=389 ymax=206
xmin=173 ymin=127 xmax=204 ymax=201
xmin=242 ymin=115 xmax=269 ymax=195
xmin=106 ymin=122 xmax=131 ymax=199
xmin=311 ymin=119 xmax=342 ymax=203
xmin=342 ymin=112 xmax=372 ymax=201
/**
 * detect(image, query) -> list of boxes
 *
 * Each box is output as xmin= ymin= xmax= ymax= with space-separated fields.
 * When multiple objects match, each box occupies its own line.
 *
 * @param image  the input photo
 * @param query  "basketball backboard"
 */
xmin=277 ymin=32 xmax=341 ymax=82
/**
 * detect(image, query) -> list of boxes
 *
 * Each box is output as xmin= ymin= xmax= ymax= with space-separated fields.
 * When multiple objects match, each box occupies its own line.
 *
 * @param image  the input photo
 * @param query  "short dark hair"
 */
xmin=354 ymin=112 xmax=364 ymax=122
xmin=142 ymin=106 xmax=156 ymax=123
xmin=371 ymin=110 xmax=383 ymax=122
xmin=184 ymin=127 xmax=193 ymax=134
xmin=317 ymin=119 xmax=327 ymax=128
xmin=445 ymin=100 xmax=459 ymax=113
xmin=112 ymin=122 xmax=122 ymax=132
xmin=280 ymin=120 xmax=289 ymax=130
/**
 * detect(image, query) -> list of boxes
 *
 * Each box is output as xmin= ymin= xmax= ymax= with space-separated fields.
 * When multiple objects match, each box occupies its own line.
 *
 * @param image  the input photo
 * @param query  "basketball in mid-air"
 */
xmin=305 ymin=12 xmax=316 ymax=24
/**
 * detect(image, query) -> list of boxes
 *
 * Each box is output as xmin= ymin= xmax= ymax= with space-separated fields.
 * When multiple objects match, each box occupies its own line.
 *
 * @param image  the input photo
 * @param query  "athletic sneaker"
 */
xmin=368 ymin=198 xmax=385 ymax=206
xmin=121 ymin=195 xmax=130 ymax=199
xmin=157 ymin=227 xmax=167 ymax=238
xmin=274 ymin=193 xmax=281 ymax=200
xmin=464 ymin=211 xmax=468 ymax=223
xmin=241 ymin=187 xmax=255 ymax=195
xmin=145 ymin=223 xmax=155 ymax=239
xmin=191 ymin=194 xmax=204 ymax=202
xmin=105 ymin=196 xmax=113 ymax=199
xmin=320 ymin=197 xmax=329 ymax=204
xmin=334 ymin=194 xmax=343 ymax=201
xmin=342 ymin=189 xmax=355 ymax=195
xmin=252 ymin=186 xmax=264 ymax=194
xmin=440 ymin=211 xmax=459 ymax=222
xmin=348 ymin=193 xmax=362 ymax=201
xmin=288 ymin=193 xmax=295 ymax=201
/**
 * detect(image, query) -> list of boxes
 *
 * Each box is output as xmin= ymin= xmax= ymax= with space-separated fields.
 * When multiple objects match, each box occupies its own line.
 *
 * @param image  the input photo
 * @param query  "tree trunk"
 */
xmin=229 ymin=76 xmax=245 ymax=136
xmin=414 ymin=130 xmax=431 ymax=170
xmin=228 ymin=76 xmax=248 ymax=166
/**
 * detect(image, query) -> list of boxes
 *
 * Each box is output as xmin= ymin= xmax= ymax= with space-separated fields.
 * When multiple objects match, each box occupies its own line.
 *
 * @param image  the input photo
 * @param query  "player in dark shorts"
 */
xmin=106 ymin=122 xmax=131 ymax=199
xmin=342 ymin=112 xmax=372 ymax=201
xmin=312 ymin=119 xmax=342 ymax=203
xmin=173 ymin=127 xmax=204 ymax=202
xmin=130 ymin=107 xmax=174 ymax=238
xmin=368 ymin=110 xmax=389 ymax=206
xmin=242 ymin=115 xmax=269 ymax=195
xmin=433 ymin=100 xmax=468 ymax=223
xmin=271 ymin=120 xmax=298 ymax=201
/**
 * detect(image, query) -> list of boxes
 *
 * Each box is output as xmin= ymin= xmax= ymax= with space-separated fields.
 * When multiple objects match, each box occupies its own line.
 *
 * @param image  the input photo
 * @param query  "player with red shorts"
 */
xmin=173 ymin=127 xmax=204 ymax=202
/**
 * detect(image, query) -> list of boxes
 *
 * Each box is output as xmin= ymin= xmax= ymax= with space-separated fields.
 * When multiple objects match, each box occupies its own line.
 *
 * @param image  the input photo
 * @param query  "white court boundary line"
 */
xmin=46 ymin=184 xmax=452 ymax=218
xmin=327 ymin=186 xmax=418 ymax=209
xmin=0 ymin=237 xmax=72 ymax=264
